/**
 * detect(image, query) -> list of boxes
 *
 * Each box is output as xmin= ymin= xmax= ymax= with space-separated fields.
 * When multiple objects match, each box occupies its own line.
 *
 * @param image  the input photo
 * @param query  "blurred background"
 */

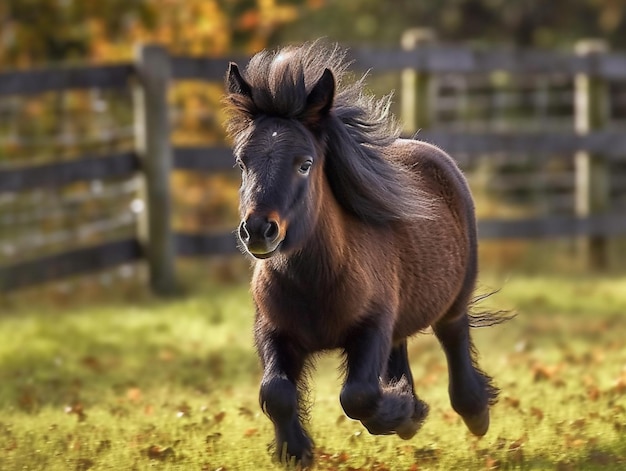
xmin=1 ymin=0 xmax=626 ymax=303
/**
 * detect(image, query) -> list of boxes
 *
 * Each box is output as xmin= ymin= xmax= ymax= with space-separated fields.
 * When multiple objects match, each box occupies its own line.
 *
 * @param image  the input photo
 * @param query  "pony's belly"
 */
xmin=392 ymin=314 xmax=433 ymax=341
xmin=393 ymin=291 xmax=459 ymax=340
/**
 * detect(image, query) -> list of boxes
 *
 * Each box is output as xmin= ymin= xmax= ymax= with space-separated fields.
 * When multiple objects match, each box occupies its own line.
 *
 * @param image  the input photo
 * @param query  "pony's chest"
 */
xmin=254 ymin=274 xmax=362 ymax=350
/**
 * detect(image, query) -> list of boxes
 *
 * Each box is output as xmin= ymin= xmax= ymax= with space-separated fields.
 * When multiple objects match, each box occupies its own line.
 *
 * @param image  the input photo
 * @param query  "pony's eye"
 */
xmin=236 ymin=159 xmax=245 ymax=171
xmin=298 ymin=160 xmax=312 ymax=176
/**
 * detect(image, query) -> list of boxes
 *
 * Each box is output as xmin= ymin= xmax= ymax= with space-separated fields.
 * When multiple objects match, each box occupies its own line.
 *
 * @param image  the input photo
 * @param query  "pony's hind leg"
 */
xmin=340 ymin=319 xmax=427 ymax=438
xmin=256 ymin=329 xmax=313 ymax=467
xmin=381 ymin=340 xmax=429 ymax=439
xmin=433 ymin=312 xmax=498 ymax=436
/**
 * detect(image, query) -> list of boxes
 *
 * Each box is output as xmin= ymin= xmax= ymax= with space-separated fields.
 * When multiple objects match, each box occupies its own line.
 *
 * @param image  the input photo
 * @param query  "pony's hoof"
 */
xmin=396 ymin=418 xmax=420 ymax=440
xmin=396 ymin=399 xmax=429 ymax=440
xmin=275 ymin=432 xmax=314 ymax=469
xmin=278 ymin=447 xmax=313 ymax=469
xmin=295 ymin=450 xmax=314 ymax=469
xmin=462 ymin=407 xmax=490 ymax=436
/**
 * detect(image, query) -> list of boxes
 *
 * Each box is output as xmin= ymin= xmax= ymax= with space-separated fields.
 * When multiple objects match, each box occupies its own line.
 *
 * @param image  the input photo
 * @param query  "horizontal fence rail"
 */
xmin=0 ymin=238 xmax=143 ymax=292
xmin=172 ymin=146 xmax=235 ymax=172
xmin=0 ymin=64 xmax=134 ymax=96
xmin=417 ymin=131 xmax=626 ymax=159
xmin=0 ymin=152 xmax=140 ymax=192
xmin=175 ymin=232 xmax=239 ymax=257
xmin=478 ymin=211 xmax=626 ymax=239
xmin=169 ymin=47 xmax=626 ymax=80
xmin=170 ymin=55 xmax=249 ymax=81
xmin=1 ymin=38 xmax=626 ymax=293
xmin=348 ymin=46 xmax=626 ymax=78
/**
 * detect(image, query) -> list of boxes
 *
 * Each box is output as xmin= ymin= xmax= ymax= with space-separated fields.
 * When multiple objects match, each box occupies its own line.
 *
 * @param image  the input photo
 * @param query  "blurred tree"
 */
xmin=277 ymin=0 xmax=626 ymax=49
xmin=0 ymin=0 xmax=152 ymax=66
xmin=0 ymin=0 xmax=318 ymax=67
xmin=2 ymin=0 xmax=623 ymax=68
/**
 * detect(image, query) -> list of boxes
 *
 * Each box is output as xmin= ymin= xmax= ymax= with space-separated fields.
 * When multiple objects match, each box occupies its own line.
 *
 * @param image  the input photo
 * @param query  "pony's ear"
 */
xmin=305 ymin=68 xmax=335 ymax=119
xmin=226 ymin=62 xmax=252 ymax=97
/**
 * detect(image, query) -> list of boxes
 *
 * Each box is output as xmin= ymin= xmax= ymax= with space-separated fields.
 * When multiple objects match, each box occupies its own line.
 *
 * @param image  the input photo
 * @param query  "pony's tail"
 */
xmin=468 ymin=289 xmax=516 ymax=328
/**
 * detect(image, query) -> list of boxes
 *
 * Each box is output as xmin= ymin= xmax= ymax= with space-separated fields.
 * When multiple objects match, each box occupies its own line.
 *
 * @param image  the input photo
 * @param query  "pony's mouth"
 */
xmin=247 ymin=240 xmax=282 ymax=259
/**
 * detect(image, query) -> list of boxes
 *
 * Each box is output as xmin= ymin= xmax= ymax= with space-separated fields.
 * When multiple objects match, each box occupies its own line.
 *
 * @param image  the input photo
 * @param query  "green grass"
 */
xmin=1 ymin=275 xmax=626 ymax=470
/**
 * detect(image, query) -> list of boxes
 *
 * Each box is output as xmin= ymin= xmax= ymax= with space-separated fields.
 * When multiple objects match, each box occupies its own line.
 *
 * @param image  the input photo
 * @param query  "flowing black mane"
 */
xmin=224 ymin=41 xmax=433 ymax=223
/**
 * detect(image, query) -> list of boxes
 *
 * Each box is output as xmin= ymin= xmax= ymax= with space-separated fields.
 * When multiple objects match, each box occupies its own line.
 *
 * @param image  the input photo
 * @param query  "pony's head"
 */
xmin=224 ymin=42 xmax=433 ymax=260
xmin=225 ymin=51 xmax=335 ymax=259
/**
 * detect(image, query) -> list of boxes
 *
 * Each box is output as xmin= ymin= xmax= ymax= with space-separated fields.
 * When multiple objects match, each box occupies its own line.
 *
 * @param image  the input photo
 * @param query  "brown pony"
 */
xmin=224 ymin=42 xmax=500 ymax=467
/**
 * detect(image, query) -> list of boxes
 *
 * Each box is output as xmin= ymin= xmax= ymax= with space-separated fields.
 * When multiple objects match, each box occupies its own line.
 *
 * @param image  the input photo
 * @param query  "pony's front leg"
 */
xmin=256 ymin=327 xmax=313 ymax=467
xmin=339 ymin=320 xmax=428 ymax=436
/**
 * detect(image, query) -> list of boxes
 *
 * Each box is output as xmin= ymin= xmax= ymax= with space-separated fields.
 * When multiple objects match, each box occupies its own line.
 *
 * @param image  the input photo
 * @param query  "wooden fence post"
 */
xmin=574 ymin=40 xmax=610 ymax=270
xmin=401 ymin=28 xmax=436 ymax=135
xmin=133 ymin=44 xmax=177 ymax=295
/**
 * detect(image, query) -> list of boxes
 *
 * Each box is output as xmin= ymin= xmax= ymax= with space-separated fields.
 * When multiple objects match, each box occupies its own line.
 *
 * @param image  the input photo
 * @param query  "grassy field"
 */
xmin=1 ymin=274 xmax=626 ymax=470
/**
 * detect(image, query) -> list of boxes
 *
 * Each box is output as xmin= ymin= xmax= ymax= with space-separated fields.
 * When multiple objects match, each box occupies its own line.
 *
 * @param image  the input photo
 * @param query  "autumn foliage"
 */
xmin=0 ymin=0 xmax=323 ymax=66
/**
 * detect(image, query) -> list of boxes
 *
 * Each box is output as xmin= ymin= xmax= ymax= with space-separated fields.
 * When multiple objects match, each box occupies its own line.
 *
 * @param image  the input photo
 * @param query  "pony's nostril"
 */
xmin=264 ymin=220 xmax=279 ymax=242
xmin=239 ymin=221 xmax=250 ymax=242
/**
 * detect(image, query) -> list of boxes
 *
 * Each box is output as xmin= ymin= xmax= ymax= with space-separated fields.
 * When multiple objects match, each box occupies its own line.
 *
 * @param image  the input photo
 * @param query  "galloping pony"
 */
xmin=224 ymin=42 xmax=500 ymax=467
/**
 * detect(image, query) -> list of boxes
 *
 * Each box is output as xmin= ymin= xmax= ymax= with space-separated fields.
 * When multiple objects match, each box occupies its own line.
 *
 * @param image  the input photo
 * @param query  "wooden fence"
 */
xmin=2 ymin=36 xmax=626 ymax=294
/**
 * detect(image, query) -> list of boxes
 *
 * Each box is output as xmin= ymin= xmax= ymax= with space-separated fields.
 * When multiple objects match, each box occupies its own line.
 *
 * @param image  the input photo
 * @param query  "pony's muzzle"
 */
xmin=238 ymin=214 xmax=284 ymax=258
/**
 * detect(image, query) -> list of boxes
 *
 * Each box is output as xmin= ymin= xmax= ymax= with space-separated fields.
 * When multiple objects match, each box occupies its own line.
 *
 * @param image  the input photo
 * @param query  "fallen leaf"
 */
xmin=503 ymin=396 xmax=520 ymax=408
xmin=369 ymin=461 xmax=391 ymax=471
xmin=530 ymin=407 xmax=544 ymax=420
xmin=587 ymin=386 xmax=601 ymax=401
xmin=64 ymin=403 xmax=87 ymax=422
xmin=176 ymin=402 xmax=191 ymax=418
xmin=127 ymin=387 xmax=142 ymax=403
xmin=214 ymin=411 xmax=226 ymax=423
xmin=243 ymin=428 xmax=258 ymax=437
xmin=613 ymin=377 xmax=626 ymax=393
xmin=414 ymin=446 xmax=440 ymax=463
xmin=238 ymin=406 xmax=254 ymax=418
xmin=5 ymin=440 xmax=17 ymax=452
xmin=532 ymin=363 xmax=559 ymax=382
xmin=581 ymin=375 xmax=596 ymax=388
xmin=509 ymin=437 xmax=525 ymax=450
xmin=81 ymin=356 xmax=103 ymax=373
xmin=494 ymin=436 xmax=508 ymax=451
xmin=507 ymin=438 xmax=524 ymax=463
xmin=74 ymin=458 xmax=94 ymax=471
xmin=441 ymin=410 xmax=459 ymax=424
xmin=146 ymin=445 xmax=175 ymax=461
xmin=158 ymin=349 xmax=175 ymax=362
xmin=206 ymin=433 xmax=222 ymax=443
xmin=485 ymin=455 xmax=500 ymax=469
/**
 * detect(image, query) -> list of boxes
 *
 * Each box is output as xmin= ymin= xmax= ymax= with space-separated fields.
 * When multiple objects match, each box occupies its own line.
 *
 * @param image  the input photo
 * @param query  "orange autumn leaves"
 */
xmin=1 ymin=0 xmax=325 ymax=67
